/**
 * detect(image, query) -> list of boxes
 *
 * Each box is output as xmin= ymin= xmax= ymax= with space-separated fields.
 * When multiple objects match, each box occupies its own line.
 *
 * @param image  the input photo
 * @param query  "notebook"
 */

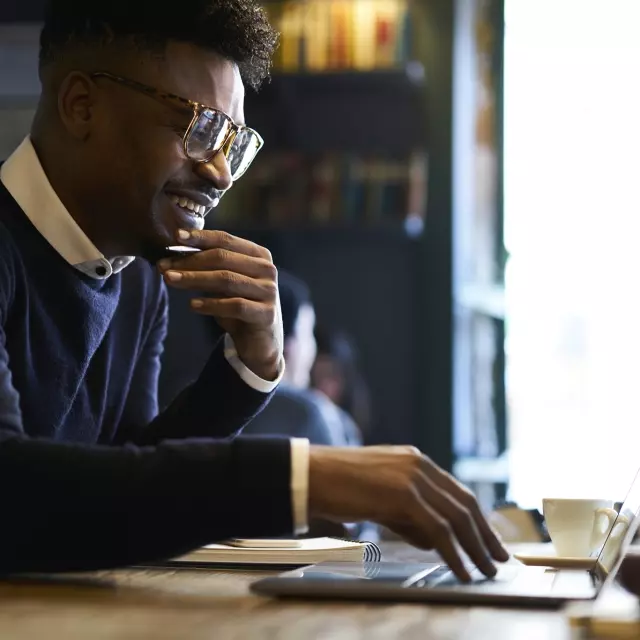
xmin=158 ymin=538 xmax=381 ymax=569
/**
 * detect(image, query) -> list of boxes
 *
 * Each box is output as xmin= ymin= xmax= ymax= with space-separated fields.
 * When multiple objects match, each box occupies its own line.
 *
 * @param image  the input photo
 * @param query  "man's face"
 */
xmin=77 ymin=42 xmax=246 ymax=258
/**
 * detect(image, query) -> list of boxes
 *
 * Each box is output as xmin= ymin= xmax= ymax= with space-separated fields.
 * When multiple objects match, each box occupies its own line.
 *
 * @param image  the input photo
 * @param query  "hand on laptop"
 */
xmin=308 ymin=445 xmax=510 ymax=582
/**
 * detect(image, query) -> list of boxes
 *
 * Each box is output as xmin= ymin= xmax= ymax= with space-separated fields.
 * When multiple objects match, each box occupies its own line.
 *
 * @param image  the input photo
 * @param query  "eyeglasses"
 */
xmin=90 ymin=71 xmax=264 ymax=181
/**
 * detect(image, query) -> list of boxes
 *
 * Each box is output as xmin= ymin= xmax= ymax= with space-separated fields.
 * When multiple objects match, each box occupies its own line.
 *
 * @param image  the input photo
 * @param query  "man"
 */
xmin=243 ymin=270 xmax=360 ymax=446
xmin=0 ymin=0 xmax=508 ymax=581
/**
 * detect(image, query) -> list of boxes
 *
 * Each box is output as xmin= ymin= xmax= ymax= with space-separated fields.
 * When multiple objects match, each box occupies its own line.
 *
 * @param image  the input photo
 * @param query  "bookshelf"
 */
xmin=245 ymin=65 xmax=427 ymax=154
xmin=263 ymin=0 xmax=412 ymax=73
xmin=216 ymin=0 xmax=428 ymax=231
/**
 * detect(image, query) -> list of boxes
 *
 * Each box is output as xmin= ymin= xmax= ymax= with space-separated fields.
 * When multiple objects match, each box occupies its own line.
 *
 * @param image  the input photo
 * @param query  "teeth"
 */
xmin=168 ymin=193 xmax=206 ymax=217
xmin=212 ymin=197 xmax=220 ymax=208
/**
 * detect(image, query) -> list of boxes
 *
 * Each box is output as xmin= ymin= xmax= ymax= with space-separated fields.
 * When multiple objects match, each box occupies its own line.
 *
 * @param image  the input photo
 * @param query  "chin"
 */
xmin=136 ymin=236 xmax=172 ymax=264
xmin=140 ymin=200 xmax=202 ymax=258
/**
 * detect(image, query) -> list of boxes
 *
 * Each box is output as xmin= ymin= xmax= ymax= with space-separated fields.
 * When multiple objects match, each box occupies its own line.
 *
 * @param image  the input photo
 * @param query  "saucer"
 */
xmin=513 ymin=553 xmax=597 ymax=570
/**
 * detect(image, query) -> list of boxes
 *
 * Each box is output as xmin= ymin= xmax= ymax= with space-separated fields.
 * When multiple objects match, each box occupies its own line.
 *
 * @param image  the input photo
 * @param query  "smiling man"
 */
xmin=0 ymin=0 xmax=509 ymax=580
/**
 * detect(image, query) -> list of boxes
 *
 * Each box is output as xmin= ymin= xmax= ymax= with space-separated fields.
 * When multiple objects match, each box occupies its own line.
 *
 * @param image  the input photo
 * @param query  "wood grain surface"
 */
xmin=0 ymin=543 xmax=573 ymax=639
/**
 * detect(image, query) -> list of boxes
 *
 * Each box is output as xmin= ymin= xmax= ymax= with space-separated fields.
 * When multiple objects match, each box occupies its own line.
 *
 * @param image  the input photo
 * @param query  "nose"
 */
xmin=193 ymin=150 xmax=234 ymax=192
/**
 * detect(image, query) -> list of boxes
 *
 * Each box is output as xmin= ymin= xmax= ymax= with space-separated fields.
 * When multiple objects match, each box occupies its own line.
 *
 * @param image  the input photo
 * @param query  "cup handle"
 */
xmin=609 ymin=515 xmax=630 ymax=539
xmin=589 ymin=508 xmax=619 ymax=550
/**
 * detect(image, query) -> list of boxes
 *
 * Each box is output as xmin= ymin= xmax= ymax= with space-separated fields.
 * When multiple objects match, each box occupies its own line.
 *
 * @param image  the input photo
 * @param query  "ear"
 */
xmin=57 ymin=71 xmax=97 ymax=140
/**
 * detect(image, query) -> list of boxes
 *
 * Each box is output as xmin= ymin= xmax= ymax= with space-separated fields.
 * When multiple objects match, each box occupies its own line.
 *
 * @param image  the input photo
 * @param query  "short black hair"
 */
xmin=278 ymin=270 xmax=312 ymax=340
xmin=40 ymin=0 xmax=279 ymax=90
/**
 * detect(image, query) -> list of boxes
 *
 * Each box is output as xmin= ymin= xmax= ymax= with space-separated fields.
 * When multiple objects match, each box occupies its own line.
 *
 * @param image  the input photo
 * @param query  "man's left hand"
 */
xmin=158 ymin=229 xmax=283 ymax=381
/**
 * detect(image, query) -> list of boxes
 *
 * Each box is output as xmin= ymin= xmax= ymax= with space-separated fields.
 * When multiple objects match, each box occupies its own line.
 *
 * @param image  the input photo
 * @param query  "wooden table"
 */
xmin=0 ymin=544 xmax=575 ymax=639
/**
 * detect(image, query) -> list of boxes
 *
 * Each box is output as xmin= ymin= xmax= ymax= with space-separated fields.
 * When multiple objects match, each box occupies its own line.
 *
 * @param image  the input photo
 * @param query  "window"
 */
xmin=505 ymin=0 xmax=640 ymax=506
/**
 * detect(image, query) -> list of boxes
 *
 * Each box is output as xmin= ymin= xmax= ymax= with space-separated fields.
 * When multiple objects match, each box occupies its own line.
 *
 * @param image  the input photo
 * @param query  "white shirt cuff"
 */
xmin=223 ymin=333 xmax=284 ymax=393
xmin=290 ymin=437 xmax=310 ymax=535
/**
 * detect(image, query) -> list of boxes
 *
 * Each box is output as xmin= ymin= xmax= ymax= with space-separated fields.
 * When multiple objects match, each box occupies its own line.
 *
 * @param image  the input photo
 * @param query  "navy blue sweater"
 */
xmin=0 ymin=182 xmax=292 ymax=573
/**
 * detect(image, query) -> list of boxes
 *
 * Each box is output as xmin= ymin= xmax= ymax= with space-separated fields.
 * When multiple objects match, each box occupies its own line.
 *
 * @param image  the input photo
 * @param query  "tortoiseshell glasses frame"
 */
xmin=90 ymin=71 xmax=264 ymax=180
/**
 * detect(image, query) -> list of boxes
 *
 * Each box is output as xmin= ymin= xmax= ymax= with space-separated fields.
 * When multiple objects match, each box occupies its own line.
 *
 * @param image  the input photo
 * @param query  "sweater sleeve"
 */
xmin=0 ymin=426 xmax=293 ymax=573
xmin=116 ymin=285 xmax=274 ymax=446
xmin=0 ymin=258 xmax=294 ymax=574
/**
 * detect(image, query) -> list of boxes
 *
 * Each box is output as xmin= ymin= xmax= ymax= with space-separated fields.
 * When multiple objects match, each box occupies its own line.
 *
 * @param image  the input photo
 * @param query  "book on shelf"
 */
xmin=265 ymin=0 xmax=411 ymax=72
xmin=216 ymin=151 xmax=428 ymax=228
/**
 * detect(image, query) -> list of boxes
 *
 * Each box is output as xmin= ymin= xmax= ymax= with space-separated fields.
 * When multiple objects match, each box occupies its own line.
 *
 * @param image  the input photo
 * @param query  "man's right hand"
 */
xmin=308 ymin=445 xmax=510 ymax=582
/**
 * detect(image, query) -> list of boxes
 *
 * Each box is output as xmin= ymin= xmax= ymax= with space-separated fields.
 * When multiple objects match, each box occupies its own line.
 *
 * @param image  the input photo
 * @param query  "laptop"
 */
xmin=251 ymin=468 xmax=640 ymax=608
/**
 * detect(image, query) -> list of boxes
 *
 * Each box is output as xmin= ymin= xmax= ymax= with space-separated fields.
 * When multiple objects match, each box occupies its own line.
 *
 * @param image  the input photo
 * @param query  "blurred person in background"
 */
xmin=312 ymin=326 xmax=372 ymax=444
xmin=243 ymin=270 xmax=360 ymax=447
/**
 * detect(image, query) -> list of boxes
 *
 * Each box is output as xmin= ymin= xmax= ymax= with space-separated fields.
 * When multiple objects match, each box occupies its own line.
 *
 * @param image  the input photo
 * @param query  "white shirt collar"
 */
xmin=0 ymin=137 xmax=135 ymax=280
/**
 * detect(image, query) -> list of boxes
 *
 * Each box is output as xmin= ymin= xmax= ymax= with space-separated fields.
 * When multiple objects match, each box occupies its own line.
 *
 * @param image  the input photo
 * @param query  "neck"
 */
xmin=30 ymin=127 xmax=120 ymax=257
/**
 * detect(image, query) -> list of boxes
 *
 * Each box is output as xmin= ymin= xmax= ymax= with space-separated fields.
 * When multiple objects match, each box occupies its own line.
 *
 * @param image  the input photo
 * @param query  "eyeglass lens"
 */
xmin=185 ymin=110 xmax=261 ymax=179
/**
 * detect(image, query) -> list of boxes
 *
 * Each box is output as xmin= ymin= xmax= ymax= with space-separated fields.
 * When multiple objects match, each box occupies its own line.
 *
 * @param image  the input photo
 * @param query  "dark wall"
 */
xmin=0 ymin=1 xmax=45 ymax=22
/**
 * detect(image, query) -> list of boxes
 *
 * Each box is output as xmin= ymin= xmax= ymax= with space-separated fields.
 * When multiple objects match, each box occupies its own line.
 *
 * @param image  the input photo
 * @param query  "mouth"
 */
xmin=165 ymin=190 xmax=220 ymax=219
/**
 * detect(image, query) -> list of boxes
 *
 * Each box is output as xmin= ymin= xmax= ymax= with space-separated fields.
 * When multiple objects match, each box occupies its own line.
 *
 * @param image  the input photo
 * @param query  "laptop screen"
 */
xmin=596 ymin=467 xmax=640 ymax=575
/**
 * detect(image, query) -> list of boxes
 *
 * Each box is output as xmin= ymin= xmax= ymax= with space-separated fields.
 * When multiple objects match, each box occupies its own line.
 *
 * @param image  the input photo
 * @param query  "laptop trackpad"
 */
xmin=429 ymin=565 xmax=595 ymax=598
xmin=546 ymin=569 xmax=596 ymax=597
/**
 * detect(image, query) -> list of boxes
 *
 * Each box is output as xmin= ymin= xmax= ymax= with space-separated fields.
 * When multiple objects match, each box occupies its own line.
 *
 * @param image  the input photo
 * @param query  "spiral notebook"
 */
xmin=158 ymin=538 xmax=381 ymax=569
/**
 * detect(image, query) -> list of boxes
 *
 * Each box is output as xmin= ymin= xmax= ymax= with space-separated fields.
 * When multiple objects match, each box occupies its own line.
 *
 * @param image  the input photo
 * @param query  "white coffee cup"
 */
xmin=543 ymin=498 xmax=618 ymax=557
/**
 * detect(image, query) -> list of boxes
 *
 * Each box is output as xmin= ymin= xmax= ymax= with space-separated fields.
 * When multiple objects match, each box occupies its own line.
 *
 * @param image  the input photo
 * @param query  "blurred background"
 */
xmin=2 ymin=0 xmax=640 ymax=513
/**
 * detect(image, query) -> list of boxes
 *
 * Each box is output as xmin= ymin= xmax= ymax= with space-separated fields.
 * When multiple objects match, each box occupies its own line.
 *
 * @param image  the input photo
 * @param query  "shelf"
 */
xmin=267 ymin=62 xmax=425 ymax=86
xmin=455 ymin=283 xmax=506 ymax=319
xmin=217 ymin=223 xmax=423 ymax=243
xmin=245 ymin=63 xmax=428 ymax=154
xmin=453 ymin=452 xmax=509 ymax=484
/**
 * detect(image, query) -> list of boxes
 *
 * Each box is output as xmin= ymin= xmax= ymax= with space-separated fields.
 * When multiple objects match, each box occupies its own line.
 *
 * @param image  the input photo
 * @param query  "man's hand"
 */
xmin=158 ymin=229 xmax=283 ymax=381
xmin=308 ymin=445 xmax=510 ymax=582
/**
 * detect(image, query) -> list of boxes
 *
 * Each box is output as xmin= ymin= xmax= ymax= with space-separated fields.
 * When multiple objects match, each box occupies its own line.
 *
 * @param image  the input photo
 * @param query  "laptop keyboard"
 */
xmin=410 ymin=564 xmax=523 ymax=589
xmin=408 ymin=565 xmax=485 ymax=588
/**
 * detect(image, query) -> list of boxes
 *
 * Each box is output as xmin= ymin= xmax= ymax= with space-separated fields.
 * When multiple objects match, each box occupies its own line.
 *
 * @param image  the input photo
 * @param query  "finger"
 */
xmin=164 ymin=270 xmax=276 ymax=302
xmin=175 ymin=229 xmax=271 ymax=260
xmin=415 ymin=473 xmax=497 ymax=578
xmin=463 ymin=496 xmax=510 ymax=562
xmin=159 ymin=249 xmax=276 ymax=280
xmin=387 ymin=523 xmax=471 ymax=583
xmin=190 ymin=297 xmax=274 ymax=324
xmin=406 ymin=499 xmax=473 ymax=583
xmin=420 ymin=457 xmax=510 ymax=562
